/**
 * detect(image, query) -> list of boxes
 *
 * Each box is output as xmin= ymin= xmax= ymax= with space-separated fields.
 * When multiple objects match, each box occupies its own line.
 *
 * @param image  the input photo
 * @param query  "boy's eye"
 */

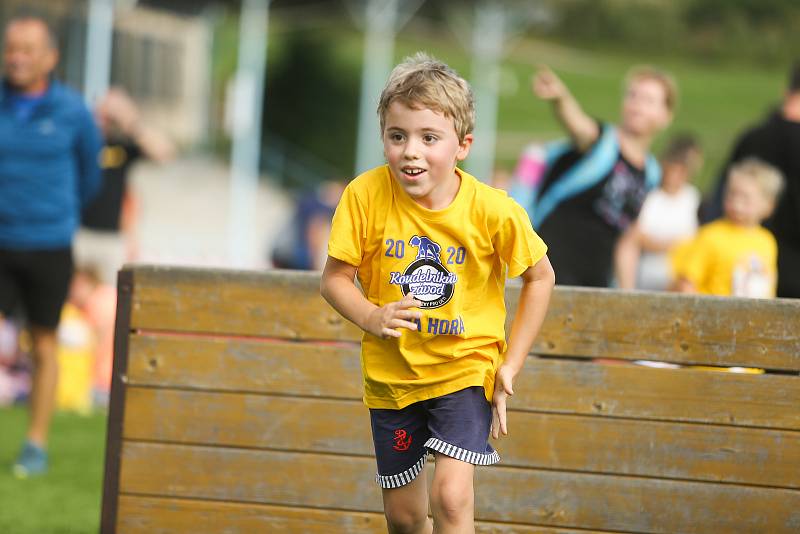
xmin=389 ymin=133 xmax=404 ymax=142
xmin=423 ymin=134 xmax=437 ymax=143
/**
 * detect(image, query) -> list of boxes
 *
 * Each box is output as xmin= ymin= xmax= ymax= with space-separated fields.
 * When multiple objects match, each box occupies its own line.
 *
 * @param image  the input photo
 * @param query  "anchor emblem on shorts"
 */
xmin=392 ymin=429 xmax=412 ymax=451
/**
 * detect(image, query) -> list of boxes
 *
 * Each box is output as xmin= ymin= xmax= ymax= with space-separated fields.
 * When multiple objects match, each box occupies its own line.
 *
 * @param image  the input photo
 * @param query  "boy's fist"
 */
xmin=365 ymin=292 xmax=423 ymax=339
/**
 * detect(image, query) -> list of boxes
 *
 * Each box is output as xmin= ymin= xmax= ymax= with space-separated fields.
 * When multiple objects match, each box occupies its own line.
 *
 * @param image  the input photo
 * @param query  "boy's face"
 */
xmin=724 ymin=173 xmax=774 ymax=227
xmin=621 ymin=77 xmax=672 ymax=136
xmin=382 ymin=101 xmax=472 ymax=209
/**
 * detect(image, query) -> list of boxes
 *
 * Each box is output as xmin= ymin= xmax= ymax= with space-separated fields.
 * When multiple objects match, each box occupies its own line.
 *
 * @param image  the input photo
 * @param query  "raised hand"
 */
xmin=532 ymin=65 xmax=568 ymax=101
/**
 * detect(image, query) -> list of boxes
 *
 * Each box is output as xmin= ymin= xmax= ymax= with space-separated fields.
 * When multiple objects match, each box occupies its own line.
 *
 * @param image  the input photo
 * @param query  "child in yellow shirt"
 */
xmin=673 ymin=158 xmax=784 ymax=297
xmin=321 ymin=53 xmax=555 ymax=532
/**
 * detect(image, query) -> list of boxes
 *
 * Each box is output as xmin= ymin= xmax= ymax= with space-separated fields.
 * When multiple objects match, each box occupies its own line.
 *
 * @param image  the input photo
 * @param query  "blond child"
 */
xmin=673 ymin=158 xmax=784 ymax=297
xmin=320 ymin=53 xmax=555 ymax=533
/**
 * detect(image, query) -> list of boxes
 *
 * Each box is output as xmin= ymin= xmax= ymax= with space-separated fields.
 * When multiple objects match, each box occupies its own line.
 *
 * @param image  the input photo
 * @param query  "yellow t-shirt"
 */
xmin=328 ymin=165 xmax=548 ymax=409
xmin=672 ymin=219 xmax=777 ymax=297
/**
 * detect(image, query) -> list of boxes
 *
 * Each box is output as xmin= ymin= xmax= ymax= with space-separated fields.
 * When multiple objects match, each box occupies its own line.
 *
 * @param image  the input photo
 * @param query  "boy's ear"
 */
xmin=456 ymin=133 xmax=474 ymax=161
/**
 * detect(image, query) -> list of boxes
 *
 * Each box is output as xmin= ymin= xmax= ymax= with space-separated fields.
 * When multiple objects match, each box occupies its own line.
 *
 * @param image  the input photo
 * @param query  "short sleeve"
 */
xmin=327 ymin=182 xmax=367 ymax=267
xmin=495 ymin=198 xmax=548 ymax=278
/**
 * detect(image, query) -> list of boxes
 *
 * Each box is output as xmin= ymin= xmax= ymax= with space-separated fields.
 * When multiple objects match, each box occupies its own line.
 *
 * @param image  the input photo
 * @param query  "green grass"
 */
xmin=0 ymin=406 xmax=107 ymax=534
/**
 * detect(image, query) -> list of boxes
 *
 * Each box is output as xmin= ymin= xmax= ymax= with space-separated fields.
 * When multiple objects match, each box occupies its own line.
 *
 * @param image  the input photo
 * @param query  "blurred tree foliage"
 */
xmin=262 ymin=29 xmax=360 ymax=184
xmin=540 ymin=0 xmax=800 ymax=65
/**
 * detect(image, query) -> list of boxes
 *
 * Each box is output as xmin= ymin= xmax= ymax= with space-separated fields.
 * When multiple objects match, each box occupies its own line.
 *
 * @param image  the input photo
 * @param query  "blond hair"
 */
xmin=377 ymin=52 xmax=474 ymax=142
xmin=728 ymin=158 xmax=785 ymax=201
xmin=625 ymin=65 xmax=679 ymax=113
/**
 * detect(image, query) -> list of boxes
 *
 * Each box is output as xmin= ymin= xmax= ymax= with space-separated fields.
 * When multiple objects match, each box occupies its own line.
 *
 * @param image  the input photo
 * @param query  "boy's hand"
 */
xmin=491 ymin=364 xmax=517 ymax=439
xmin=532 ymin=66 xmax=568 ymax=101
xmin=364 ymin=292 xmax=423 ymax=339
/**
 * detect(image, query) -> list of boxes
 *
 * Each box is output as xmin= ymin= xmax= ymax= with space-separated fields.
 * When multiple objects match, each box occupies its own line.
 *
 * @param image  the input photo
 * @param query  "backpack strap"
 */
xmin=532 ymin=125 xmax=620 ymax=228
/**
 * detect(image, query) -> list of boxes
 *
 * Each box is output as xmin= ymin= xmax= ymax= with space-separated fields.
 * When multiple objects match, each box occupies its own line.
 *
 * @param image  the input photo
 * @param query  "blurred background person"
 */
xmin=76 ymin=86 xmax=176 ymax=286
xmin=674 ymin=159 xmax=783 ymax=298
xmin=64 ymin=266 xmax=116 ymax=408
xmin=615 ymin=134 xmax=703 ymax=290
xmin=703 ymin=61 xmax=800 ymax=298
xmin=0 ymin=13 xmax=101 ymax=477
xmin=524 ymin=64 xmax=675 ymax=287
xmin=270 ymin=179 xmax=344 ymax=271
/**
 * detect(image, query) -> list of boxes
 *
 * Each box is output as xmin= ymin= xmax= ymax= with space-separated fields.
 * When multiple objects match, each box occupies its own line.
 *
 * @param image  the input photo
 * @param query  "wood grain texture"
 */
xmin=119 ymin=442 xmax=800 ymax=533
xmin=126 ymin=334 xmax=363 ymax=398
xmin=514 ymin=358 xmax=800 ymax=431
xmin=123 ymin=387 xmax=800 ymax=489
xmin=117 ymin=495 xmax=615 ymax=534
xmin=126 ymin=265 xmax=800 ymax=369
xmin=129 ymin=266 xmax=360 ymax=341
xmin=125 ymin=334 xmax=800 ymax=430
xmin=507 ymin=284 xmax=800 ymax=370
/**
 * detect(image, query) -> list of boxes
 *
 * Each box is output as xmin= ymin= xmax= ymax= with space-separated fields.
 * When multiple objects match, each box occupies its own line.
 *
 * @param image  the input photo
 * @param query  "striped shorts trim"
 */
xmin=376 ymin=454 xmax=427 ymax=489
xmin=425 ymin=437 xmax=500 ymax=466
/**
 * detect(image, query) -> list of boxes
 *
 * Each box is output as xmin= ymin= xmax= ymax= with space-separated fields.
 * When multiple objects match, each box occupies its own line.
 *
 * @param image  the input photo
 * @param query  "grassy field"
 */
xmin=0 ymin=406 xmax=107 ymax=534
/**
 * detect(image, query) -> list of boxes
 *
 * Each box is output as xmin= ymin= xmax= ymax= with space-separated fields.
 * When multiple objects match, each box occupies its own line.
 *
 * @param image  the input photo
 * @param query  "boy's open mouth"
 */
xmin=402 ymin=166 xmax=426 ymax=178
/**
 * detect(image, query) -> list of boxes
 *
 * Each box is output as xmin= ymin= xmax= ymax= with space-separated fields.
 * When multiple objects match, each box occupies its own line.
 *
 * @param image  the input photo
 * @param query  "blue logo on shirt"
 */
xmin=389 ymin=235 xmax=457 ymax=309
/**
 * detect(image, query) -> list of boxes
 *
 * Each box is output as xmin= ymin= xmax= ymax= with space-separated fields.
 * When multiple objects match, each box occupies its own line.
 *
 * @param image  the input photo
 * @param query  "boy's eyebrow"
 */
xmin=384 ymin=125 xmax=447 ymax=134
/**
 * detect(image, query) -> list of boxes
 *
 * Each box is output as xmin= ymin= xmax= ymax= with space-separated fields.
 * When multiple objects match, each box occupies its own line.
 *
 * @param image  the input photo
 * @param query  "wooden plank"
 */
xmin=123 ymin=389 xmax=373 ymax=457
xmin=117 ymin=496 xmax=388 ymax=534
xmin=117 ymin=495 xmax=611 ymax=534
xmin=514 ymin=284 xmax=800 ymax=370
xmin=119 ymin=442 xmax=800 ymax=533
xmin=101 ymin=269 xmax=134 ymax=534
xmin=126 ymin=335 xmax=800 ymax=430
xmin=126 ymin=334 xmax=363 ymax=398
xmin=129 ymin=266 xmax=360 ymax=341
xmin=126 ymin=265 xmax=800 ymax=369
xmin=123 ymin=388 xmax=800 ymax=489
xmin=515 ymin=358 xmax=800 ymax=431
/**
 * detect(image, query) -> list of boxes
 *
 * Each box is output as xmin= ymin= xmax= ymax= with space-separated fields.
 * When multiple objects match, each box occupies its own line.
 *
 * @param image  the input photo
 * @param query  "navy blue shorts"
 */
xmin=369 ymin=386 xmax=500 ymax=489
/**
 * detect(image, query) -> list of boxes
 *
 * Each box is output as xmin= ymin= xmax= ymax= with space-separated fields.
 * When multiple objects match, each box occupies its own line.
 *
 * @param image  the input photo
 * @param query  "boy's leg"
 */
xmin=423 ymin=386 xmax=500 ymax=533
xmin=382 ymin=473 xmax=432 ymax=534
xmin=370 ymin=403 xmax=432 ymax=534
xmin=429 ymin=454 xmax=475 ymax=534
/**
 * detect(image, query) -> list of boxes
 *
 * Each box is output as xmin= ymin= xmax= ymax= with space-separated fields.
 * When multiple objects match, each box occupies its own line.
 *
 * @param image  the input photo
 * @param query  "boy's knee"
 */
xmin=430 ymin=477 xmax=473 ymax=523
xmin=384 ymin=506 xmax=429 ymax=534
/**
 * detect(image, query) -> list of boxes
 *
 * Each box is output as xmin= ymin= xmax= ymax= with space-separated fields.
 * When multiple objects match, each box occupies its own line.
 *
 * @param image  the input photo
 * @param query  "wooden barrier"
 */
xmin=102 ymin=265 xmax=800 ymax=533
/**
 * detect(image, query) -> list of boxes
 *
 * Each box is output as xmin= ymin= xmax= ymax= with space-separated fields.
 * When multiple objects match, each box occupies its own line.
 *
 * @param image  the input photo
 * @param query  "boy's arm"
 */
xmin=320 ymin=255 xmax=422 ymax=338
xmin=532 ymin=65 xmax=600 ymax=152
xmin=492 ymin=254 xmax=555 ymax=439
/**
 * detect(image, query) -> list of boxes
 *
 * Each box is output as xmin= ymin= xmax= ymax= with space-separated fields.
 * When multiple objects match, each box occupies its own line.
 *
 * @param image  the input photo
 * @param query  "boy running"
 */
xmin=321 ymin=53 xmax=555 ymax=533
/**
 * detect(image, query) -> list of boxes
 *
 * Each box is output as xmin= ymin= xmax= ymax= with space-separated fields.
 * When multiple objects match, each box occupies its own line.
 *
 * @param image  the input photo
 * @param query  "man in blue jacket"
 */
xmin=0 ymin=14 xmax=102 ymax=477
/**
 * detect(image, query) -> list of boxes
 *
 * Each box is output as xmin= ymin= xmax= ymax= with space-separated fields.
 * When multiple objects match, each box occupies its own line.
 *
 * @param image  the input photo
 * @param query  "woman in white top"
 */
xmin=615 ymin=135 xmax=702 ymax=290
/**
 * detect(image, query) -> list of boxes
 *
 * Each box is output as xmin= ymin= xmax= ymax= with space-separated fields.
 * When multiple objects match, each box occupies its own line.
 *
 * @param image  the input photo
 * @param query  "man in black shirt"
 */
xmin=77 ymin=88 xmax=175 ymax=284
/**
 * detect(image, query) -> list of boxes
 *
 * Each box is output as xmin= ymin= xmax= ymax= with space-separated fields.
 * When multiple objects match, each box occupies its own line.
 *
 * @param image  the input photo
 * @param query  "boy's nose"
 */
xmin=403 ymin=140 xmax=421 ymax=159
